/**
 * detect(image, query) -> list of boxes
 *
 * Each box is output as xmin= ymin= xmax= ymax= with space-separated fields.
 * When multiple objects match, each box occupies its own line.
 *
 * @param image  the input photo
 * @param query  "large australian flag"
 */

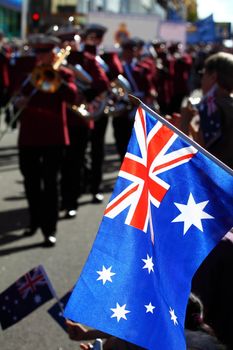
xmin=0 ymin=265 xmax=55 ymax=330
xmin=64 ymin=105 xmax=233 ymax=350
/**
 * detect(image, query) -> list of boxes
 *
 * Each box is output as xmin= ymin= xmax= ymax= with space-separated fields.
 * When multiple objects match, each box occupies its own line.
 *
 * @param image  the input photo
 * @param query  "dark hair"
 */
xmin=185 ymin=293 xmax=215 ymax=336
xmin=204 ymin=52 xmax=233 ymax=92
xmin=185 ymin=293 xmax=204 ymax=331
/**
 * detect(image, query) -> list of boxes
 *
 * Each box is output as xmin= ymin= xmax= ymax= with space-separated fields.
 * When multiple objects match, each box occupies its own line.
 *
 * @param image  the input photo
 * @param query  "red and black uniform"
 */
xmin=18 ymin=65 xmax=77 ymax=237
xmin=133 ymin=55 xmax=158 ymax=107
xmin=101 ymin=51 xmax=134 ymax=161
xmin=0 ymin=44 xmax=11 ymax=107
xmin=79 ymin=44 xmax=111 ymax=198
xmin=59 ymin=48 xmax=110 ymax=210
xmin=169 ymin=50 xmax=193 ymax=113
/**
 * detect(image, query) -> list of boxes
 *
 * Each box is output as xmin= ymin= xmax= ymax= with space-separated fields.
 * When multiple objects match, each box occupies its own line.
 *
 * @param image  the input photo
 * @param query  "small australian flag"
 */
xmin=0 ymin=265 xmax=55 ymax=330
xmin=47 ymin=289 xmax=72 ymax=331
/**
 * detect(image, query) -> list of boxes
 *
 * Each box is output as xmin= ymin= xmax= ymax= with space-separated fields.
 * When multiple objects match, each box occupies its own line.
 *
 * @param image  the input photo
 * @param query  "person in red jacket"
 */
xmin=78 ymin=24 xmax=111 ymax=204
xmin=57 ymin=26 xmax=111 ymax=216
xmin=18 ymin=34 xmax=77 ymax=246
xmin=0 ymin=30 xmax=11 ymax=110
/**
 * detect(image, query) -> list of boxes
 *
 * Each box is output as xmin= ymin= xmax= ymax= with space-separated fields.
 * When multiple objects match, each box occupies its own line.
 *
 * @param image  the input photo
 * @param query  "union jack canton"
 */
xmin=0 ymin=265 xmax=54 ymax=330
xmin=64 ymin=105 xmax=233 ymax=350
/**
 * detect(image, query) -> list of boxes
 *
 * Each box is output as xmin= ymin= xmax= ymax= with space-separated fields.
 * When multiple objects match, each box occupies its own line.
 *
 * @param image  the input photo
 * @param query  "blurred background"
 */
xmin=0 ymin=0 xmax=232 ymax=48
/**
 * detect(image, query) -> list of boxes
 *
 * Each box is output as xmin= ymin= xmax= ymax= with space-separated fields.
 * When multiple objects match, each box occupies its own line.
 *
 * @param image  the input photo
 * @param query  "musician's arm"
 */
xmin=59 ymin=68 xmax=78 ymax=104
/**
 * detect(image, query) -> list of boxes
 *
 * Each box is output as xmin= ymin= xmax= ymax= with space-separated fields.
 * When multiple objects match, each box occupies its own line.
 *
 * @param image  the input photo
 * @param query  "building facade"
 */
xmin=0 ymin=0 xmax=21 ymax=37
xmin=76 ymin=0 xmax=165 ymax=17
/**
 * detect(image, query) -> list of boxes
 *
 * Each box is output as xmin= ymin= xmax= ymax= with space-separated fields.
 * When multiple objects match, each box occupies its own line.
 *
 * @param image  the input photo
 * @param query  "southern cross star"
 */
xmin=96 ymin=266 xmax=116 ymax=285
xmin=169 ymin=307 xmax=178 ymax=325
xmin=142 ymin=254 xmax=154 ymax=273
xmin=110 ymin=303 xmax=130 ymax=322
xmin=172 ymin=193 xmax=214 ymax=235
xmin=145 ymin=302 xmax=155 ymax=313
xmin=34 ymin=294 xmax=42 ymax=304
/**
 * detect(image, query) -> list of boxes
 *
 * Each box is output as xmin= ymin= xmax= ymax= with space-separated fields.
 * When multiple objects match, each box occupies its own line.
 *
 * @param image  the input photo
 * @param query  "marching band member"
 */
xmin=57 ymin=24 xmax=111 ymax=216
xmin=0 ymin=30 xmax=11 ymax=113
xmin=55 ymin=28 xmax=92 ymax=218
xmin=78 ymin=23 xmax=111 ymax=204
xmin=17 ymin=34 xmax=77 ymax=246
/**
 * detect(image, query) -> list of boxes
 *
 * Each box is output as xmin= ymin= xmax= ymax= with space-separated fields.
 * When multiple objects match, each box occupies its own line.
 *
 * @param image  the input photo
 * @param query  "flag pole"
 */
xmin=39 ymin=265 xmax=64 ymax=313
xmin=128 ymin=94 xmax=233 ymax=177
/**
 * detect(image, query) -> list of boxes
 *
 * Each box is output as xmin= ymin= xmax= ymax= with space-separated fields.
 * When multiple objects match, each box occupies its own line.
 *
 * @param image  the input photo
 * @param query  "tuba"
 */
xmin=103 ymin=74 xmax=133 ymax=118
xmin=69 ymin=74 xmax=133 ymax=121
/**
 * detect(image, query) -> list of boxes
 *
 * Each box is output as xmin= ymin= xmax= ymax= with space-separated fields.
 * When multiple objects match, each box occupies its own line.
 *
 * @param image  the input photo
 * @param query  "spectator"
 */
xmin=179 ymin=51 xmax=233 ymax=169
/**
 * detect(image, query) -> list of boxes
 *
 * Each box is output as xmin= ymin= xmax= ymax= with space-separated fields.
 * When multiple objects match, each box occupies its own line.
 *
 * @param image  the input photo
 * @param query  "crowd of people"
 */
xmin=1 ymin=23 xmax=233 ymax=349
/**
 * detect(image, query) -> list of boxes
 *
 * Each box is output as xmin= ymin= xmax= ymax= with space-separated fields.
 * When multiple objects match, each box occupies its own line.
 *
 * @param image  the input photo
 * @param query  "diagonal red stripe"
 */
xmin=104 ymin=184 xmax=139 ymax=215
xmin=153 ymin=153 xmax=194 ymax=172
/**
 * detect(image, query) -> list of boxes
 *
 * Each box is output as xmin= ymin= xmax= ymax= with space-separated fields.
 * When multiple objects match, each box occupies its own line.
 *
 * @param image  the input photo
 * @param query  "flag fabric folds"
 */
xmin=64 ymin=105 xmax=233 ymax=350
xmin=0 ymin=265 xmax=54 ymax=330
xmin=186 ymin=14 xmax=216 ymax=44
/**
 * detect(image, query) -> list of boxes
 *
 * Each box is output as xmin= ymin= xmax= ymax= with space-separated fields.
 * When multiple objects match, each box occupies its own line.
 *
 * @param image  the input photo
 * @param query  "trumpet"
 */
xmin=0 ymin=46 xmax=72 ymax=141
xmin=30 ymin=45 xmax=72 ymax=93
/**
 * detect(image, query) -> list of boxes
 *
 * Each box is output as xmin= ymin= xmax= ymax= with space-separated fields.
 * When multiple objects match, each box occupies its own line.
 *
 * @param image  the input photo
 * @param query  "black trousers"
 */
xmin=90 ymin=115 xmax=109 ymax=194
xmin=19 ymin=146 xmax=63 ymax=237
xmin=60 ymin=124 xmax=89 ymax=210
xmin=112 ymin=114 xmax=134 ymax=161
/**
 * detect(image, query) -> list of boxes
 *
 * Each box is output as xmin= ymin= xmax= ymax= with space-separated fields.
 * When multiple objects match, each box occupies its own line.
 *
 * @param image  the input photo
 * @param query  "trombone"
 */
xmin=0 ymin=45 xmax=72 ymax=141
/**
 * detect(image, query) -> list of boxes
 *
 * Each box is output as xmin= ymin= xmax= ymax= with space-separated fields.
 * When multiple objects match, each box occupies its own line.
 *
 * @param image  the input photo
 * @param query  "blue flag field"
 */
xmin=64 ymin=104 xmax=233 ymax=349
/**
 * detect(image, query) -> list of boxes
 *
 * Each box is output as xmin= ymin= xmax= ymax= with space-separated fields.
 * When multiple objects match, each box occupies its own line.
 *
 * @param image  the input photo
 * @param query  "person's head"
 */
xmin=185 ymin=293 xmax=204 ymax=331
xmin=185 ymin=293 xmax=216 ymax=337
xmin=80 ymin=24 xmax=107 ymax=47
xmin=131 ymin=37 xmax=145 ymax=58
xmin=201 ymin=51 xmax=233 ymax=94
xmin=28 ymin=34 xmax=61 ymax=65
xmin=120 ymin=38 xmax=138 ymax=62
xmin=55 ymin=25 xmax=81 ymax=51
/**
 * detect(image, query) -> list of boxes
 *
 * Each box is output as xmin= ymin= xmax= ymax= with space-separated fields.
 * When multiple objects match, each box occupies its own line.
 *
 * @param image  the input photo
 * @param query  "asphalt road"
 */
xmin=0 ymin=121 xmax=121 ymax=350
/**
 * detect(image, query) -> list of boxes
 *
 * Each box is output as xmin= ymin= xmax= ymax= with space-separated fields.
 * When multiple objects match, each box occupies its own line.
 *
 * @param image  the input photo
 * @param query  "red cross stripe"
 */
xmin=104 ymin=107 xmax=197 ymax=240
xmin=17 ymin=267 xmax=47 ymax=299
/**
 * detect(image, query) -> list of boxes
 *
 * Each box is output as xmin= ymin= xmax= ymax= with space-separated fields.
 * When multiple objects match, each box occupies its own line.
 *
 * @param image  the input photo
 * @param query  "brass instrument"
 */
xmin=30 ymin=45 xmax=71 ymax=93
xmin=68 ymin=73 xmax=133 ymax=121
xmin=0 ymin=46 xmax=72 ymax=141
xmin=67 ymin=63 xmax=108 ymax=121
xmin=68 ymin=91 xmax=108 ymax=121
xmin=103 ymin=74 xmax=133 ymax=118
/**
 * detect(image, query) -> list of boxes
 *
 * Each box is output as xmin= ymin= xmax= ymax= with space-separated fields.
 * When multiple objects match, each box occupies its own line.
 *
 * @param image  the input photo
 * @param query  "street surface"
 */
xmin=0 ymin=120 xmax=121 ymax=350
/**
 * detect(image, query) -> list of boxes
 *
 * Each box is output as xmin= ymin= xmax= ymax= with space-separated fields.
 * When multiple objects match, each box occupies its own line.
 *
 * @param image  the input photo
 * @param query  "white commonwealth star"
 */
xmin=97 ymin=266 xmax=116 ymax=285
xmin=34 ymin=294 xmax=42 ymax=304
xmin=172 ymin=193 xmax=214 ymax=235
xmin=145 ymin=302 xmax=155 ymax=313
xmin=110 ymin=303 xmax=130 ymax=322
xmin=142 ymin=254 xmax=154 ymax=273
xmin=169 ymin=307 xmax=178 ymax=326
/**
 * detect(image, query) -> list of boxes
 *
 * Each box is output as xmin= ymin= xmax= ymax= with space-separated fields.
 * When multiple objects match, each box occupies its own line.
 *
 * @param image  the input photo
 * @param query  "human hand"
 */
xmin=66 ymin=319 xmax=88 ymax=341
xmin=80 ymin=342 xmax=93 ymax=349
xmin=180 ymin=105 xmax=198 ymax=135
